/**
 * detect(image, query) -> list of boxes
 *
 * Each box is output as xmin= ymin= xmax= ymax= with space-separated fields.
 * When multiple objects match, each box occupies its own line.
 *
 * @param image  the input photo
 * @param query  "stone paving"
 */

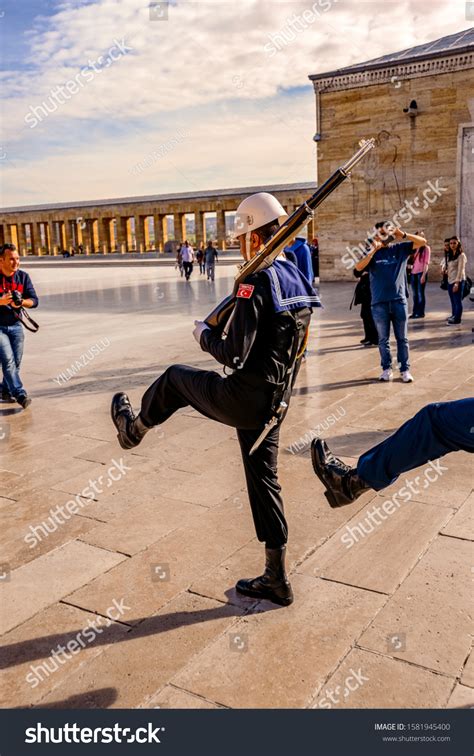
xmin=0 ymin=264 xmax=472 ymax=710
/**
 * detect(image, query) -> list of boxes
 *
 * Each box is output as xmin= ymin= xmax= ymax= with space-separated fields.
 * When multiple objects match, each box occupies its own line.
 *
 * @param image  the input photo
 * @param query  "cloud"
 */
xmin=0 ymin=0 xmax=469 ymax=204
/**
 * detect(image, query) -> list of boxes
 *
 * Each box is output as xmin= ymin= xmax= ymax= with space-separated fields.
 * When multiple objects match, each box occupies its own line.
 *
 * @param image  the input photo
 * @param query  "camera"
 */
xmin=11 ymin=290 xmax=23 ymax=307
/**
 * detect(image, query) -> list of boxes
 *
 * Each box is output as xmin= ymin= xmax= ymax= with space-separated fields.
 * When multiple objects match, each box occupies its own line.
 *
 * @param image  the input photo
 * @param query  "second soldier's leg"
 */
xmin=357 ymin=398 xmax=474 ymax=490
xmin=312 ymin=398 xmax=474 ymax=508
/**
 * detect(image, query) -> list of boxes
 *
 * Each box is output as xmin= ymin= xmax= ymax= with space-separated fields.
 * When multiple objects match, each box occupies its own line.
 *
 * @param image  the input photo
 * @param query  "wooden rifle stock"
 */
xmin=205 ymin=138 xmax=375 ymax=330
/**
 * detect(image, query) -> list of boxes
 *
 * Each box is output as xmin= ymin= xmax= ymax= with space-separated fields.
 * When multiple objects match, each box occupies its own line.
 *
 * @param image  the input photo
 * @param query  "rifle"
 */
xmin=205 ymin=138 xmax=375 ymax=330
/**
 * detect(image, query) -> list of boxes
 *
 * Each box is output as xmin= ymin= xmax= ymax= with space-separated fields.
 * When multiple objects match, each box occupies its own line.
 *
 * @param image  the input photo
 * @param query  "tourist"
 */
xmin=311 ymin=398 xmax=474 ymax=508
xmin=409 ymin=230 xmax=430 ymax=319
xmin=309 ymin=237 xmax=319 ymax=281
xmin=204 ymin=240 xmax=218 ymax=282
xmin=196 ymin=243 xmax=205 ymax=274
xmin=111 ymin=191 xmax=320 ymax=607
xmin=175 ymin=246 xmax=184 ymax=277
xmin=180 ymin=240 xmax=194 ymax=280
xmin=354 ymin=223 xmax=426 ymax=383
xmin=0 ymin=244 xmax=39 ymax=408
xmin=352 ymin=260 xmax=378 ymax=346
xmin=284 ymin=235 xmax=313 ymax=283
xmin=442 ymin=236 xmax=467 ymax=325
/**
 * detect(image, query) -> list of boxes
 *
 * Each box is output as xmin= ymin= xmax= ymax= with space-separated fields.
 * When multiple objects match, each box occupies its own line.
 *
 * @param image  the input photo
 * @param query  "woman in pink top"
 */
xmin=409 ymin=230 xmax=431 ymax=319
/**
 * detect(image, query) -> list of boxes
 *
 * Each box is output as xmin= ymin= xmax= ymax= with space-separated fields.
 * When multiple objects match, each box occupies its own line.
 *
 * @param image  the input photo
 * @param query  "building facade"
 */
xmin=0 ymin=183 xmax=316 ymax=256
xmin=309 ymin=28 xmax=474 ymax=279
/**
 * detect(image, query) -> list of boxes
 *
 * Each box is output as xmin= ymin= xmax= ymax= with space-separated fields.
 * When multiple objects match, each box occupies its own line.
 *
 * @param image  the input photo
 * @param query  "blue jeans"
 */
xmin=0 ymin=323 xmax=26 ymax=398
xmin=371 ymin=300 xmax=409 ymax=372
xmin=410 ymin=272 xmax=427 ymax=317
xmin=358 ymin=399 xmax=474 ymax=490
xmin=448 ymin=282 xmax=463 ymax=322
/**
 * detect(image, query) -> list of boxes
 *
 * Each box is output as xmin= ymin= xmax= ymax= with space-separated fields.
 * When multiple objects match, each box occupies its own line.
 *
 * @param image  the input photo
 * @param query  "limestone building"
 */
xmin=309 ymin=28 xmax=473 ymax=279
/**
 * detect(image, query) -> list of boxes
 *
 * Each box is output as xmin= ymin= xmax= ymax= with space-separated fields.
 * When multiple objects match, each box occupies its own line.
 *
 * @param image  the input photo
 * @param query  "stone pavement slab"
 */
xmin=311 ymin=648 xmax=454 ymax=709
xmin=359 ymin=536 xmax=472 ymax=677
xmin=298 ymin=500 xmax=453 ymax=594
xmin=441 ymin=493 xmax=474 ymax=540
xmin=0 ymin=541 xmax=126 ymax=634
xmin=172 ymin=574 xmax=385 ymax=709
xmin=35 ymin=591 xmax=244 ymax=709
xmin=64 ymin=501 xmax=255 ymax=624
xmin=0 ymin=602 xmax=130 ymax=707
xmin=446 ymin=684 xmax=474 ymax=708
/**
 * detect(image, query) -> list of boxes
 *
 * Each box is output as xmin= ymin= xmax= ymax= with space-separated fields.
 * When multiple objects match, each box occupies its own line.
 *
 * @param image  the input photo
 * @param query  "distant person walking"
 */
xmin=196 ymin=243 xmax=205 ymax=274
xmin=442 ymin=236 xmax=467 ymax=325
xmin=176 ymin=247 xmax=184 ymax=277
xmin=204 ymin=241 xmax=218 ymax=282
xmin=180 ymin=241 xmax=194 ymax=281
xmin=409 ymin=231 xmax=430 ymax=319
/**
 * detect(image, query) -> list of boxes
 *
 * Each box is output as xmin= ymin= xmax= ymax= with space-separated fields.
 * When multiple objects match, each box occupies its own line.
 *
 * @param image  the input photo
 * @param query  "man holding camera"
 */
xmin=0 ymin=243 xmax=39 ymax=408
xmin=355 ymin=223 xmax=426 ymax=383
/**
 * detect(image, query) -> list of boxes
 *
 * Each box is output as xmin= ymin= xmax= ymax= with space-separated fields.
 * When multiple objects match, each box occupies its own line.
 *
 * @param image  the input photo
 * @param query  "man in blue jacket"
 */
xmin=0 ymin=244 xmax=39 ymax=408
xmin=285 ymin=235 xmax=314 ymax=284
xmin=354 ymin=223 xmax=426 ymax=383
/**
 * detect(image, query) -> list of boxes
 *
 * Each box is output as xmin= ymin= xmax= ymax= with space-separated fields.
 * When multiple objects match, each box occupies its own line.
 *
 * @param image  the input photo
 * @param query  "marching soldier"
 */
xmin=111 ymin=192 xmax=320 ymax=606
xmin=311 ymin=398 xmax=474 ymax=508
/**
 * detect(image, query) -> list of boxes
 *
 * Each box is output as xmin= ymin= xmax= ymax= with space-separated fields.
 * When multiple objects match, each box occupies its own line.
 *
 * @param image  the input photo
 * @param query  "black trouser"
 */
xmin=360 ymin=300 xmax=378 ymax=343
xmin=140 ymin=364 xmax=287 ymax=548
xmin=182 ymin=262 xmax=193 ymax=280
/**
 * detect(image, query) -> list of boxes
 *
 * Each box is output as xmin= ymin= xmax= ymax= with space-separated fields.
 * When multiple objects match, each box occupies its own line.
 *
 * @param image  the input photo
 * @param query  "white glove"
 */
xmin=193 ymin=320 xmax=210 ymax=345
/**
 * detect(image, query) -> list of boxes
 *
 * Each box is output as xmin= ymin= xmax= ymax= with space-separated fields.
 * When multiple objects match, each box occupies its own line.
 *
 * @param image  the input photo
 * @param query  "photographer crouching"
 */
xmin=0 ymin=243 xmax=39 ymax=409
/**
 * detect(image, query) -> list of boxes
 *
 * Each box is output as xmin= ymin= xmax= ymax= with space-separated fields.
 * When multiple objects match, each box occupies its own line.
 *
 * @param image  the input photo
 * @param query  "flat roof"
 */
xmin=0 ymin=181 xmax=316 ymax=215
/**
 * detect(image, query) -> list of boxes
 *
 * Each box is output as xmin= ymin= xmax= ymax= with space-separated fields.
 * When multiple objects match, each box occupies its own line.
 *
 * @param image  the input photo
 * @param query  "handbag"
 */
xmin=440 ymin=252 xmax=449 ymax=290
xmin=462 ymin=276 xmax=472 ymax=300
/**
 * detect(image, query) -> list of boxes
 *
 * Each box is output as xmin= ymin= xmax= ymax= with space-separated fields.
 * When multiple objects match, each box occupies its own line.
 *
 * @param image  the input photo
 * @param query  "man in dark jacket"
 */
xmin=110 ymin=192 xmax=320 ymax=606
xmin=0 ymin=244 xmax=39 ymax=408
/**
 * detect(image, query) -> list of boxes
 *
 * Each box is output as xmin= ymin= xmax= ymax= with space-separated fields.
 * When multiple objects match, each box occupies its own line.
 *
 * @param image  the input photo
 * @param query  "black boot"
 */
xmin=236 ymin=546 xmax=293 ymax=606
xmin=1 ymin=390 xmax=14 ymax=402
xmin=311 ymin=438 xmax=371 ymax=508
xmin=111 ymin=392 xmax=150 ymax=450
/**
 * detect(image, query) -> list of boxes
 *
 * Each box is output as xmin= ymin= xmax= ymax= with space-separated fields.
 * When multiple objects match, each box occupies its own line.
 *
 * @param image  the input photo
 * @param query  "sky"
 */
xmin=0 ymin=0 xmax=471 ymax=207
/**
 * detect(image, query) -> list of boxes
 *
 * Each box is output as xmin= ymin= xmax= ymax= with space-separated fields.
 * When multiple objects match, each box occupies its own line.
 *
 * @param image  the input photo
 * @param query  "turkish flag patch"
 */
xmin=236 ymin=283 xmax=255 ymax=299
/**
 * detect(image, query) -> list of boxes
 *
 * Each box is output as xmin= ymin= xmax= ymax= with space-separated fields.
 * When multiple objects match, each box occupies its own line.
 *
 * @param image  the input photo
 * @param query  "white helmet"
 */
xmin=234 ymin=192 xmax=288 ymax=237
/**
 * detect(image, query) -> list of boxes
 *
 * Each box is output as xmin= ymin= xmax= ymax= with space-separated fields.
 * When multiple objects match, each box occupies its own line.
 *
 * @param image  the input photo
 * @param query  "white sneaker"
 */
xmin=379 ymin=368 xmax=393 ymax=382
xmin=401 ymin=371 xmax=414 ymax=383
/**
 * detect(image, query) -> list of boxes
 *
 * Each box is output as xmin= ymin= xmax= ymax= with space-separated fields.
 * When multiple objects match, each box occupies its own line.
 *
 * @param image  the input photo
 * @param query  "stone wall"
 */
xmin=314 ymin=67 xmax=473 ymax=280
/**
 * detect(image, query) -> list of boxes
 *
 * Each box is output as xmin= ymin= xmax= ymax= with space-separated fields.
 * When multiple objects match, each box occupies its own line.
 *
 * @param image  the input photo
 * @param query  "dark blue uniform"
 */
xmin=140 ymin=258 xmax=319 ymax=547
xmin=357 ymin=399 xmax=474 ymax=490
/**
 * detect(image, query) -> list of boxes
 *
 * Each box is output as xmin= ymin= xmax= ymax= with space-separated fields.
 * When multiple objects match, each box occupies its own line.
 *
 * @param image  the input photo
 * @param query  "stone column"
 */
xmin=18 ymin=223 xmax=28 ymax=256
xmin=116 ymin=216 xmax=128 ymax=254
xmin=3 ymin=224 xmax=12 ymax=244
xmin=144 ymin=217 xmax=152 ymax=251
xmin=64 ymin=220 xmax=74 ymax=252
xmin=33 ymin=222 xmax=43 ymax=255
xmin=28 ymin=223 xmax=36 ymax=255
xmin=99 ymin=217 xmax=112 ymax=254
xmin=80 ymin=220 xmax=92 ymax=255
xmin=42 ymin=221 xmax=53 ymax=255
xmin=216 ymin=208 xmax=226 ymax=250
xmin=194 ymin=210 xmax=205 ymax=247
xmin=173 ymin=212 xmax=186 ymax=244
xmin=134 ymin=215 xmax=146 ymax=253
